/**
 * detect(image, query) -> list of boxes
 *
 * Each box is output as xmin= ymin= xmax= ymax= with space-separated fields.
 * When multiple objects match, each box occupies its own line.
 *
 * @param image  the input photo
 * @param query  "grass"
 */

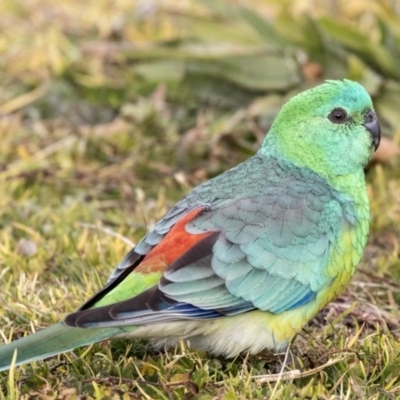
xmin=0 ymin=0 xmax=400 ymax=398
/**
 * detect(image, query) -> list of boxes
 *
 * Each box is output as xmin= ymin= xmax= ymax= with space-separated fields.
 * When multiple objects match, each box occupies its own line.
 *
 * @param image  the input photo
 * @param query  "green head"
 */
xmin=261 ymin=79 xmax=380 ymax=180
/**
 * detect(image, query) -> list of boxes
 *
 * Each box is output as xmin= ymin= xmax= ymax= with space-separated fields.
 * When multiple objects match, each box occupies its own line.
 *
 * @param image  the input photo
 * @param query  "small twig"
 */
xmin=78 ymin=222 xmax=135 ymax=247
xmin=82 ymin=376 xmax=136 ymax=384
xmin=270 ymin=344 xmax=291 ymax=397
xmin=251 ymin=355 xmax=349 ymax=383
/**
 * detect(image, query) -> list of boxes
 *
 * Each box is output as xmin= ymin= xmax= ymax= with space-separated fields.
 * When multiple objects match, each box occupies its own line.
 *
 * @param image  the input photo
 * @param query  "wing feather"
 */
xmin=66 ymin=155 xmax=349 ymax=329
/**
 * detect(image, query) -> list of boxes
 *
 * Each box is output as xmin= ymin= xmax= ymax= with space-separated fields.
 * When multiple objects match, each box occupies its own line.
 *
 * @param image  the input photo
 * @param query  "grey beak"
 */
xmin=364 ymin=111 xmax=381 ymax=151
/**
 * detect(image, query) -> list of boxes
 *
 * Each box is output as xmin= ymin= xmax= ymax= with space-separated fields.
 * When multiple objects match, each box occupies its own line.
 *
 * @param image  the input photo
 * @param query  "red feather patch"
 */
xmin=136 ymin=207 xmax=212 ymax=273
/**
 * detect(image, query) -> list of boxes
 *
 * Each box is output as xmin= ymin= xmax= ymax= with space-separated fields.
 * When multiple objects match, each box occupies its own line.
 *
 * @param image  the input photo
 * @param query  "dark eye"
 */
xmin=328 ymin=108 xmax=348 ymax=124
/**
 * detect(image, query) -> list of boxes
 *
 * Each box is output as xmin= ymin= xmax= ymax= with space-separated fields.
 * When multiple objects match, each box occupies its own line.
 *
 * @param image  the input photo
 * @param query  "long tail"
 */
xmin=0 ymin=323 xmax=119 ymax=372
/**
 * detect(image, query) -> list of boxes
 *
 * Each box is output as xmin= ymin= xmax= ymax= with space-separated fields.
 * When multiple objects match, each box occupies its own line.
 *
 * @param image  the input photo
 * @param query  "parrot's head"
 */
xmin=262 ymin=79 xmax=380 ymax=179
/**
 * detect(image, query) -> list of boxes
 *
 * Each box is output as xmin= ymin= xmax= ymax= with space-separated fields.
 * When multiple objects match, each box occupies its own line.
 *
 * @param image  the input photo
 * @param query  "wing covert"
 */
xmin=67 ymin=155 xmax=347 ymax=328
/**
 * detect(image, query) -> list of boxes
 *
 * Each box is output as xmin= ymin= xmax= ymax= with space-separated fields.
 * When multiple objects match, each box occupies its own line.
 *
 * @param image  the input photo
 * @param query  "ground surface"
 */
xmin=0 ymin=1 xmax=400 ymax=399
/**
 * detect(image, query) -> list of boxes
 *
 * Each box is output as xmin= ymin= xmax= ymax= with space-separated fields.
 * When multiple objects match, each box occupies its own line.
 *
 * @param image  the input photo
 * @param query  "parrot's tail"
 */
xmin=0 ymin=323 xmax=117 ymax=372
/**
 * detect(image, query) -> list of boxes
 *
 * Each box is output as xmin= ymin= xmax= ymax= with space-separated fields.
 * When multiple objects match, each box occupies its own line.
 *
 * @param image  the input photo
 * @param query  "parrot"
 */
xmin=0 ymin=79 xmax=381 ymax=372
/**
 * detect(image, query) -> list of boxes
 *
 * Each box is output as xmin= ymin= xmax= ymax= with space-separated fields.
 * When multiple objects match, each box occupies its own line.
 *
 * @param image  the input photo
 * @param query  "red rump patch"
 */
xmin=136 ymin=207 xmax=212 ymax=273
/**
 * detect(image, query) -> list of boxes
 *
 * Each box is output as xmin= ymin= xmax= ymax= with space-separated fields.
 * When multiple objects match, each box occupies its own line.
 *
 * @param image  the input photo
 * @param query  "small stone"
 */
xmin=16 ymin=238 xmax=37 ymax=257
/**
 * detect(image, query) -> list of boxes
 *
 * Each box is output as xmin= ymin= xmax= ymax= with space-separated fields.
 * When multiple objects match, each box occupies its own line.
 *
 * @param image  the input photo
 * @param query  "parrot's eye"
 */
xmin=328 ymin=108 xmax=348 ymax=124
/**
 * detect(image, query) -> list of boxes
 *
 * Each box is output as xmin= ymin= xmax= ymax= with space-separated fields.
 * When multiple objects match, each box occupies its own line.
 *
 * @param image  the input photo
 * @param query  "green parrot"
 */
xmin=0 ymin=79 xmax=380 ymax=371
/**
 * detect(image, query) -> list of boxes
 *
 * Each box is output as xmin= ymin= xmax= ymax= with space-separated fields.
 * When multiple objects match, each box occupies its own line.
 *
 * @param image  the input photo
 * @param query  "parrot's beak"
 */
xmin=363 ymin=111 xmax=381 ymax=151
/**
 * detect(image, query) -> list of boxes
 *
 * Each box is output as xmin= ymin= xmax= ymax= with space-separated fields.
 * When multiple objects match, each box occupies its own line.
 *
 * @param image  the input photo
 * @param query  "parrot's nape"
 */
xmin=0 ymin=79 xmax=380 ymax=372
